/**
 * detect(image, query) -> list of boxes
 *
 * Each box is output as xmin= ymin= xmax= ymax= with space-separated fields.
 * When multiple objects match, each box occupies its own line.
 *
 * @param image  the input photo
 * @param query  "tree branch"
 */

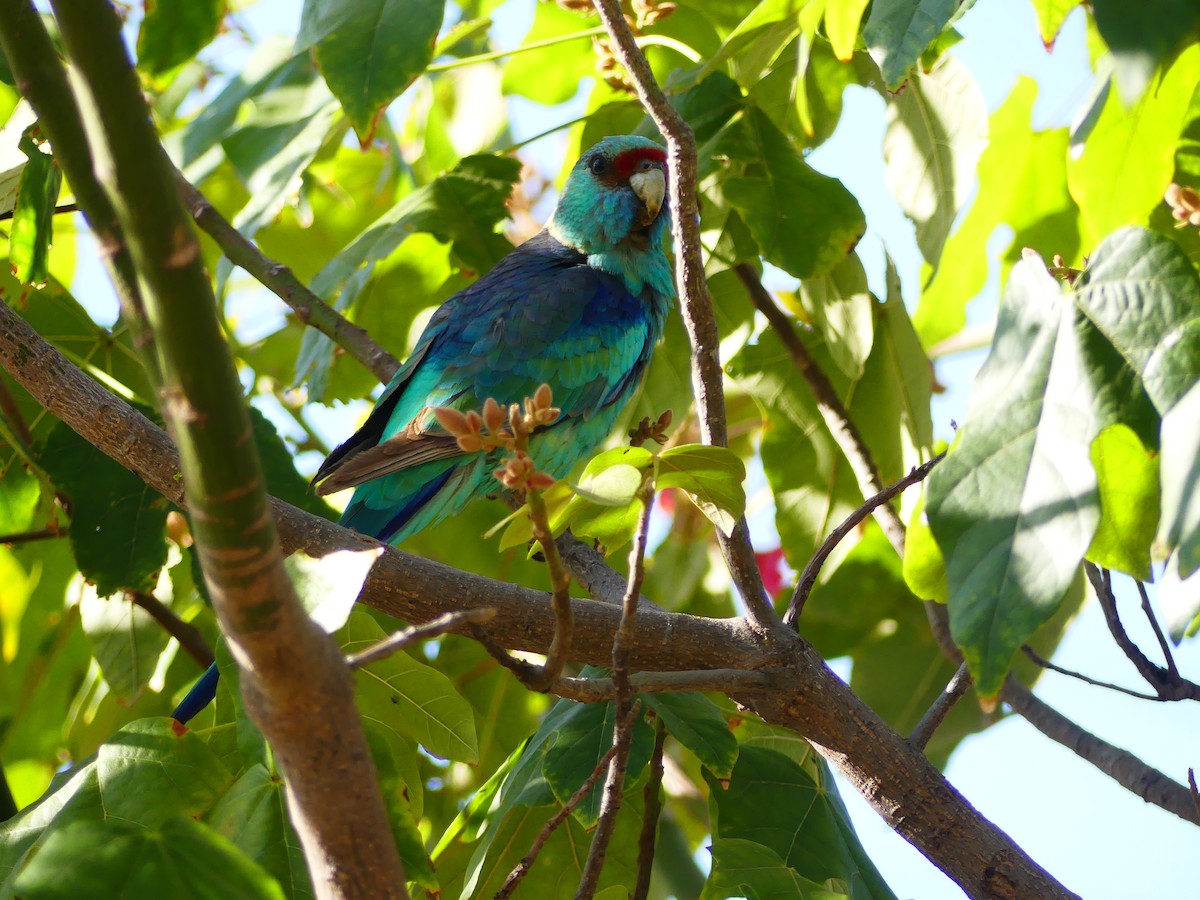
xmin=734 ymin=263 xmax=909 ymax=556
xmin=0 ymin=282 xmax=1080 ymax=899
xmin=127 ymin=589 xmax=214 ymax=669
xmin=39 ymin=3 xmax=407 ymax=895
xmin=909 ymin=661 xmax=971 ymax=750
xmin=591 ymin=0 xmax=779 ymax=634
xmin=785 ymin=453 xmax=944 ymax=626
xmin=175 ymin=174 xmax=401 ymax=386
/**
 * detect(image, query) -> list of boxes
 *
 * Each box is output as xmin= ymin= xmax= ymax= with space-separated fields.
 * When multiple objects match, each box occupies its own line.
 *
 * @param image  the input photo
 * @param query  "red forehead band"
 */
xmin=612 ymin=146 xmax=668 ymax=181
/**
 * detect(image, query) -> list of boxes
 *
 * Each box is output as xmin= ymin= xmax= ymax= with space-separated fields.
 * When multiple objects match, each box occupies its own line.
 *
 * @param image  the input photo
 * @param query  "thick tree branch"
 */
xmin=735 ymin=263 xmax=909 ymax=556
xmin=175 ymin=174 xmax=401 ymax=385
xmin=591 ymin=0 xmax=778 ymax=634
xmin=37 ymin=3 xmax=407 ymax=896
xmin=0 ymin=300 xmax=1077 ymax=899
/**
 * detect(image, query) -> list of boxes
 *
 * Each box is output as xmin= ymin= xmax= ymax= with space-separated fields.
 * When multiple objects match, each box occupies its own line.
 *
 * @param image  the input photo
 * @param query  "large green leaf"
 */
xmin=11 ymin=131 xmax=61 ymax=286
xmin=704 ymin=745 xmax=896 ymax=898
xmin=1092 ymin=0 xmax=1200 ymax=105
xmin=656 ymin=444 xmax=747 ymax=536
xmin=501 ymin=2 xmax=596 ymax=105
xmin=306 ymin=0 xmax=446 ymax=140
xmin=207 ymin=765 xmax=311 ymax=900
xmin=863 ymin=0 xmax=957 ymax=89
xmin=1031 ymin=0 xmax=1081 ymax=48
xmin=792 ymin=251 xmax=874 ymax=379
xmin=925 ymin=259 xmax=1099 ymax=696
xmin=78 ymin=577 xmax=171 ymax=703
xmin=704 ymin=839 xmax=850 ymax=899
xmin=717 ymin=107 xmax=865 ymax=280
xmin=295 ymin=154 xmax=520 ymax=399
xmin=13 ymin=816 xmax=283 ymax=900
xmin=882 ymin=53 xmax=987 ymax=267
xmin=38 ymin=419 xmax=169 ymax=598
xmin=1086 ymin=425 xmax=1159 ymax=581
xmin=1068 ymin=42 xmax=1200 ymax=249
xmin=1159 ymin=381 xmax=1200 ymax=582
xmin=916 ymin=78 xmax=1080 ymax=348
xmin=340 ymin=609 xmax=479 ymax=762
xmin=137 ymin=0 xmax=226 ymax=76
xmin=644 ymin=692 xmax=738 ymax=778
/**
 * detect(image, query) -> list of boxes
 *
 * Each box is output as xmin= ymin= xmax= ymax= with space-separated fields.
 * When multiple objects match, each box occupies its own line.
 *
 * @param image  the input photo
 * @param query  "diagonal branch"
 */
xmin=591 ymin=0 xmax=779 ymax=634
xmin=735 ymin=263 xmax=909 ymax=556
xmin=175 ymin=174 xmax=401 ymax=385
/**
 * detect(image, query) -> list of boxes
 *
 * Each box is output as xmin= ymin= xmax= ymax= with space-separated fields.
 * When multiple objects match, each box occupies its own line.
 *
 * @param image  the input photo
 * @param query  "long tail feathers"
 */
xmin=170 ymin=662 xmax=219 ymax=724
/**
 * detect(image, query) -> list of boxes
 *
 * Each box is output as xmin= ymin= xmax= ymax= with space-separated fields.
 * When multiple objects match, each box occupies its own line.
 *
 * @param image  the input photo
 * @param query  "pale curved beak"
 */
xmin=629 ymin=167 xmax=665 ymax=225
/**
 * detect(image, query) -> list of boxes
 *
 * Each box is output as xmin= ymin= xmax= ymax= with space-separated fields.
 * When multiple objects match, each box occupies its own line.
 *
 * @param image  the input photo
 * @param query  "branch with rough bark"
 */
xmin=590 ymin=0 xmax=777 ymax=633
xmin=0 ymin=283 xmax=1078 ymax=900
xmin=13 ymin=2 xmax=408 ymax=895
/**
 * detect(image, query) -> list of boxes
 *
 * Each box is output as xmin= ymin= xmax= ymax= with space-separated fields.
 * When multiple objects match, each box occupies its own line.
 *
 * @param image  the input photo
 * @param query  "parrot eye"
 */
xmin=588 ymin=155 xmax=609 ymax=176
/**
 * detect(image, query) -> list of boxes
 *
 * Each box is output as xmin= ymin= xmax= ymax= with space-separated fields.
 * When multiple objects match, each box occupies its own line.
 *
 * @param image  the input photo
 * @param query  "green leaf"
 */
xmin=656 ymin=444 xmax=747 ymax=536
xmin=309 ymin=0 xmax=446 ymax=140
xmin=340 ymin=609 xmax=479 ymax=762
xmin=13 ymin=816 xmax=284 ymax=900
xmin=1159 ymin=381 xmax=1200 ymax=580
xmin=286 ymin=547 xmax=382 ymax=633
xmin=38 ymin=419 xmax=169 ymax=597
xmin=793 ymin=251 xmax=874 ymax=379
xmin=1092 ymin=0 xmax=1200 ymax=105
xmin=296 ymin=154 xmax=520 ymax=399
xmin=222 ymin=55 xmax=340 ymax=238
xmin=542 ymin=699 xmax=654 ymax=828
xmin=574 ymin=462 xmax=649 ymax=506
xmin=78 ymin=578 xmax=171 ymax=702
xmin=137 ymin=0 xmax=226 ymax=76
xmin=249 ymin=408 xmax=337 ymax=521
xmin=704 ymin=745 xmax=896 ymax=898
xmin=1161 ymin=547 xmax=1200 ymax=641
xmin=883 ymin=53 xmax=988 ymax=267
xmin=863 ymin=0 xmax=957 ymax=89
xmin=825 ymin=0 xmax=872 ymax=61
xmin=917 ymin=77 xmax=1080 ymax=348
xmin=11 ymin=130 xmax=62 ymax=286
xmin=1087 ymin=424 xmax=1159 ymax=580
xmin=644 ymin=692 xmax=738 ymax=778
xmin=925 ymin=258 xmax=1104 ymax=696
xmin=717 ymin=107 xmax=865 ymax=280
xmin=207 ymin=765 xmax=312 ymax=900
xmin=1068 ymin=42 xmax=1200 ymax=248
xmin=704 ymin=838 xmax=850 ymax=899
xmin=902 ymin=492 xmax=947 ymax=602
xmin=362 ymin=720 xmax=438 ymax=890
xmin=1031 ymin=0 xmax=1081 ymax=48
xmin=501 ymin=2 xmax=596 ymax=105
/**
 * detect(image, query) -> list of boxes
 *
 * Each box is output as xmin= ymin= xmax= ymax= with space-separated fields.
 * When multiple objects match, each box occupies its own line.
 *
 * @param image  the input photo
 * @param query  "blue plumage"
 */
xmin=171 ymin=135 xmax=673 ymax=724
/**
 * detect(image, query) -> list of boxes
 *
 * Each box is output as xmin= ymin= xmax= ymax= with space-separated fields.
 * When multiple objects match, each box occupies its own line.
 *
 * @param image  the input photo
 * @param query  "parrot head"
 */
xmin=548 ymin=135 xmax=670 ymax=257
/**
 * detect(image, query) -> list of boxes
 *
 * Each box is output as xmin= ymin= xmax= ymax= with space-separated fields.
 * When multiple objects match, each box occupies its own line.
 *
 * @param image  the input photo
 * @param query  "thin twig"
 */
xmin=0 ymin=202 xmax=77 ymax=222
xmin=0 ymin=526 xmax=67 ymax=545
xmin=1136 ymin=579 xmax=1180 ymax=678
xmin=908 ymin=662 xmax=972 ymax=750
xmin=527 ymin=486 xmax=574 ymax=689
xmin=1020 ymin=646 xmax=1163 ymax=702
xmin=785 ymin=453 xmax=944 ymax=627
xmin=735 ymin=263 xmax=908 ymax=557
xmin=127 ymin=589 xmax=214 ymax=668
xmin=591 ymin=0 xmax=779 ymax=635
xmin=346 ymin=608 xmax=497 ymax=670
xmin=577 ymin=485 xmax=654 ymax=898
xmin=0 ymin=377 xmax=34 ymax=447
xmin=175 ymin=173 xmax=401 ymax=386
xmin=1189 ymin=769 xmax=1200 ymax=819
xmin=1003 ymin=677 xmax=1200 ymax=825
xmin=1084 ymin=563 xmax=1200 ymax=701
xmin=494 ymin=736 xmax=624 ymax=900
xmin=633 ymin=716 xmax=667 ymax=900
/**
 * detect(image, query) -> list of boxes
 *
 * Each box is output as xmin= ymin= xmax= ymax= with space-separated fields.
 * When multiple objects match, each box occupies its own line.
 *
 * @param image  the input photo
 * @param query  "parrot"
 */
xmin=170 ymin=135 xmax=674 ymax=724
